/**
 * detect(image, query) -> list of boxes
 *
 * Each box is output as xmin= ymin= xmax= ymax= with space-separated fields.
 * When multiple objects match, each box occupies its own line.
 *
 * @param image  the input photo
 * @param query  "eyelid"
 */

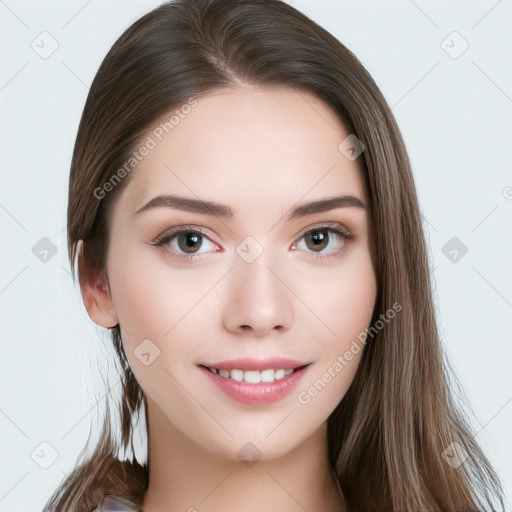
xmin=150 ymin=218 xmax=354 ymax=260
xmin=151 ymin=223 xmax=220 ymax=246
xmin=151 ymin=220 xmax=352 ymax=244
xmin=297 ymin=219 xmax=353 ymax=239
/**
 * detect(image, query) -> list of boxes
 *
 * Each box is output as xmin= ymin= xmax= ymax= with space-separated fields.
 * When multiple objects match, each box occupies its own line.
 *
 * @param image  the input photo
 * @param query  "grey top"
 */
xmin=92 ymin=495 xmax=140 ymax=512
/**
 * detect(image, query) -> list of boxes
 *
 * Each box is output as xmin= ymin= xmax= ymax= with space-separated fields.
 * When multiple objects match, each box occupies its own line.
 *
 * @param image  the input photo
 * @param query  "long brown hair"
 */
xmin=43 ymin=0 xmax=505 ymax=510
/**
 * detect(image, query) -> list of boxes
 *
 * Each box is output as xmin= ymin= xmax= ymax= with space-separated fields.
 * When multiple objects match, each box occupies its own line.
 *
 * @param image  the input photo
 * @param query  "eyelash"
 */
xmin=150 ymin=221 xmax=354 ymax=262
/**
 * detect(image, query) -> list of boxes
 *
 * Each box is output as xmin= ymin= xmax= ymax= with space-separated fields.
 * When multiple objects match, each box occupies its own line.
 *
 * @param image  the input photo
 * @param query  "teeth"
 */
xmin=260 ymin=369 xmax=274 ymax=382
xmin=210 ymin=366 xmax=297 ymax=383
xmin=230 ymin=369 xmax=243 ymax=382
xmin=244 ymin=370 xmax=260 ymax=383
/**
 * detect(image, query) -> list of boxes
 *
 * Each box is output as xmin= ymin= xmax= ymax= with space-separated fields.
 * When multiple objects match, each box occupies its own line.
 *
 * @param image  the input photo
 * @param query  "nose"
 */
xmin=221 ymin=250 xmax=294 ymax=337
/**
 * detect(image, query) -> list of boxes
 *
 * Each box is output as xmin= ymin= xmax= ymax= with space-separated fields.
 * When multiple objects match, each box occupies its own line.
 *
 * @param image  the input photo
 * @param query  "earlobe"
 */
xmin=78 ymin=244 xmax=118 ymax=328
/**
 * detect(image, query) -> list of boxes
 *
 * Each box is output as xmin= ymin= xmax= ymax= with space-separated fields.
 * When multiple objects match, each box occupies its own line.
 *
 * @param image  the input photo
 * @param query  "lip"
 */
xmin=198 ymin=359 xmax=311 ymax=406
xmin=201 ymin=357 xmax=310 ymax=371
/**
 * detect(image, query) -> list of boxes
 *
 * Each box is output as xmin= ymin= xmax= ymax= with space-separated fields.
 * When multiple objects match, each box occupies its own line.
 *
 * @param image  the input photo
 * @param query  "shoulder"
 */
xmin=92 ymin=495 xmax=140 ymax=512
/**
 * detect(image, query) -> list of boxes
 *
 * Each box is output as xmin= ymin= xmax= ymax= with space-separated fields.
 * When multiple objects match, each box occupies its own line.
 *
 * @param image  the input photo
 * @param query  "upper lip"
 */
xmin=200 ymin=357 xmax=311 ymax=371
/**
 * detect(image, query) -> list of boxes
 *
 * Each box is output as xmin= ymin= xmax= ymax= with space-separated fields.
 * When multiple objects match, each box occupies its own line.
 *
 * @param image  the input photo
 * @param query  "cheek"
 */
xmin=330 ymin=256 xmax=377 ymax=342
xmin=298 ymin=244 xmax=377 ymax=346
xmin=294 ymin=245 xmax=376 ymax=401
xmin=108 ymin=259 xmax=166 ymax=339
xmin=107 ymin=244 xmax=198 ymax=337
xmin=105 ymin=249 xmax=204 ymax=404
xmin=106 ymin=244 xmax=224 ymax=375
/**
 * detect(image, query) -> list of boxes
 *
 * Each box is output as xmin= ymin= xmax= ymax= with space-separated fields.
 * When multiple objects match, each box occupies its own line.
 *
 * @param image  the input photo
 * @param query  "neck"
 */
xmin=141 ymin=398 xmax=345 ymax=512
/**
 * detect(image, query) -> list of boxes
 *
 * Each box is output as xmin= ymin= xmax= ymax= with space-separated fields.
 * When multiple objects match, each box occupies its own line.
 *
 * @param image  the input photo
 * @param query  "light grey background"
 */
xmin=0 ymin=1 xmax=511 ymax=510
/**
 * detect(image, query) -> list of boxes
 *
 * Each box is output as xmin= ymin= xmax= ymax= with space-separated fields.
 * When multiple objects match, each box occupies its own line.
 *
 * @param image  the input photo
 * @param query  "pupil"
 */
xmin=179 ymin=232 xmax=202 ymax=253
xmin=307 ymin=230 xmax=328 ymax=251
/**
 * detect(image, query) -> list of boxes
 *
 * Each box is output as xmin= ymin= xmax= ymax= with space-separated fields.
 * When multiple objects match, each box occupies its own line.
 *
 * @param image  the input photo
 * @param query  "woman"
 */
xmin=43 ymin=0 xmax=505 ymax=510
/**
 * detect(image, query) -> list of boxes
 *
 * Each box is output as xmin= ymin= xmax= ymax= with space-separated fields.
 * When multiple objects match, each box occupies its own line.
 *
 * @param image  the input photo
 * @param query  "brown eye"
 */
xmin=291 ymin=224 xmax=353 ymax=259
xmin=176 ymin=232 xmax=203 ymax=253
xmin=304 ymin=229 xmax=330 ymax=252
xmin=151 ymin=226 xmax=218 ymax=260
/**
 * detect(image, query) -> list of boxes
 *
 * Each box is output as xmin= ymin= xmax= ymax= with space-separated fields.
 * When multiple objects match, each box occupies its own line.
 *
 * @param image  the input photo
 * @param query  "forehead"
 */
xmin=122 ymin=86 xmax=365 ymax=216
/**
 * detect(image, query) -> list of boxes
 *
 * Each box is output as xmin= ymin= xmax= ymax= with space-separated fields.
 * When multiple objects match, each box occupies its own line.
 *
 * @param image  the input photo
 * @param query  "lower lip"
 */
xmin=199 ymin=365 xmax=309 ymax=405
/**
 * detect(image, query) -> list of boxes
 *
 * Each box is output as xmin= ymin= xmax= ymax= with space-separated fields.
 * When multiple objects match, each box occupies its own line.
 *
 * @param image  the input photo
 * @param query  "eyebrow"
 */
xmin=134 ymin=193 xmax=366 ymax=219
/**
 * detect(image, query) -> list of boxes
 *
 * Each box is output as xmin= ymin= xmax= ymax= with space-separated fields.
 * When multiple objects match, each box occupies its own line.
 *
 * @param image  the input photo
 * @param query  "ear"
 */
xmin=78 ymin=243 xmax=119 ymax=328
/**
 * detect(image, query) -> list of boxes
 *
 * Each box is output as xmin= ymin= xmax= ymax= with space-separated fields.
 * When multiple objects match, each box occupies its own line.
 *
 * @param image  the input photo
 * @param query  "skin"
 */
xmin=82 ymin=86 xmax=377 ymax=512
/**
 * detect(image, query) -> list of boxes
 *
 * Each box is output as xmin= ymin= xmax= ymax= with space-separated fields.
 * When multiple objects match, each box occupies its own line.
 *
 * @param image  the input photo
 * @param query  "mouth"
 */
xmin=197 ymin=358 xmax=312 ymax=405
xmin=199 ymin=364 xmax=309 ymax=383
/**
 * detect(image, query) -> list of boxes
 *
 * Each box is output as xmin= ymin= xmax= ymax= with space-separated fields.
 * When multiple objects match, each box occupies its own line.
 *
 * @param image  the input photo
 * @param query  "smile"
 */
xmin=198 ymin=361 xmax=311 ymax=405
xmin=205 ymin=366 xmax=297 ymax=383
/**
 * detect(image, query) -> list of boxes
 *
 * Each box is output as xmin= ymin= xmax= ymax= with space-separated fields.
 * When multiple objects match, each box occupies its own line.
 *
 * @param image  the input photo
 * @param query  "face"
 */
xmin=88 ymin=86 xmax=377 ymax=461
